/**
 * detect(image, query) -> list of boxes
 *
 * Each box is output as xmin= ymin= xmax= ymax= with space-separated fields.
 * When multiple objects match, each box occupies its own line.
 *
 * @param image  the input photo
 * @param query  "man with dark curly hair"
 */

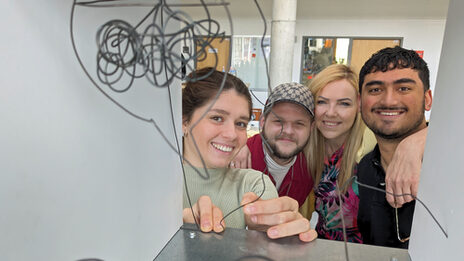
xmin=357 ymin=46 xmax=432 ymax=249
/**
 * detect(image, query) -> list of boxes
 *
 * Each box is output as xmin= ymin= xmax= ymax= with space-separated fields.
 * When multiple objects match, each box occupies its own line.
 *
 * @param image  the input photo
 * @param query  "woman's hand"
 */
xmin=241 ymin=192 xmax=318 ymax=242
xmin=230 ymin=145 xmax=252 ymax=169
xmin=183 ymin=195 xmax=225 ymax=233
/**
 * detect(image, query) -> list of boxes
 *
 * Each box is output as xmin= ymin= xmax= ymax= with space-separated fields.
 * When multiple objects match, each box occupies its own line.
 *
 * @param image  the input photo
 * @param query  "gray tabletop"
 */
xmin=155 ymin=224 xmax=410 ymax=261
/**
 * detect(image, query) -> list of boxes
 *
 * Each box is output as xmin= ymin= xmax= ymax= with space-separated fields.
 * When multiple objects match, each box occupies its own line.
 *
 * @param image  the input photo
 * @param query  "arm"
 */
xmin=230 ymin=144 xmax=252 ymax=169
xmin=183 ymin=195 xmax=225 ymax=233
xmin=241 ymin=192 xmax=318 ymax=242
xmin=386 ymin=127 xmax=427 ymax=208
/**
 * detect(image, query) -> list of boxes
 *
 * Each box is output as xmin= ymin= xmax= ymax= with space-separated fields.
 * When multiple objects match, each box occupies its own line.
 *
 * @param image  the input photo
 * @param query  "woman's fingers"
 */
xmin=197 ymin=196 xmax=214 ymax=232
xmin=184 ymin=195 xmax=226 ymax=233
xmin=266 ymin=215 xmax=311 ymax=240
xmin=212 ymin=206 xmax=225 ymax=233
xmin=247 ymin=210 xmax=300 ymax=226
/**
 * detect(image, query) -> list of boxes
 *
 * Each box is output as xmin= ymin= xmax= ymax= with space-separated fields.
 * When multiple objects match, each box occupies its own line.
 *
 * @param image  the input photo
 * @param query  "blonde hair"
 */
xmin=305 ymin=64 xmax=366 ymax=193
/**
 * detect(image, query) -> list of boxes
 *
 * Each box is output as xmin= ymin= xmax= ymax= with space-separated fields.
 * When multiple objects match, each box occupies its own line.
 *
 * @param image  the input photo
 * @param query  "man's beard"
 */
xmin=261 ymin=129 xmax=308 ymax=160
xmin=363 ymin=100 xmax=425 ymax=140
xmin=369 ymin=116 xmax=423 ymax=140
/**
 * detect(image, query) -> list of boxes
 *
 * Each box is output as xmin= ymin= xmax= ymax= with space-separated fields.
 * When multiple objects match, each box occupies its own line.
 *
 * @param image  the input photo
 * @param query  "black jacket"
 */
xmin=357 ymin=145 xmax=415 ymax=249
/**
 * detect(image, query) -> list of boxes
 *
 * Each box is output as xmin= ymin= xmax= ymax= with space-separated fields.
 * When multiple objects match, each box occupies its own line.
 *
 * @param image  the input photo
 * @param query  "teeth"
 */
xmin=379 ymin=112 xmax=400 ymax=116
xmin=212 ymin=143 xmax=233 ymax=152
xmin=324 ymin=122 xmax=338 ymax=126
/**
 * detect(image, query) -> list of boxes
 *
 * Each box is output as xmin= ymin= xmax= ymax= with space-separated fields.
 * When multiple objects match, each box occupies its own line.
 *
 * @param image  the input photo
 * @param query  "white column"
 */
xmin=269 ymin=0 xmax=297 ymax=89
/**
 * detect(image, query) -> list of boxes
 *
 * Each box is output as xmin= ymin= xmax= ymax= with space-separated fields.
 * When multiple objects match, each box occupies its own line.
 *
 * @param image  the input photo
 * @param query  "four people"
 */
xmin=182 ymin=46 xmax=431 ymax=248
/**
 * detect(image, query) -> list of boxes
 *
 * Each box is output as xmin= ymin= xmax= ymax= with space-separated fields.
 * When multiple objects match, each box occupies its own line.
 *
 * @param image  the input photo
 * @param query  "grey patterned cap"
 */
xmin=264 ymin=82 xmax=314 ymax=117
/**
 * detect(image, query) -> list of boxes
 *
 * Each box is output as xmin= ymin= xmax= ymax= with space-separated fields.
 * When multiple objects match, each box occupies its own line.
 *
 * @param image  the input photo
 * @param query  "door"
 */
xmin=350 ymin=39 xmax=401 ymax=74
xmin=195 ymin=37 xmax=231 ymax=71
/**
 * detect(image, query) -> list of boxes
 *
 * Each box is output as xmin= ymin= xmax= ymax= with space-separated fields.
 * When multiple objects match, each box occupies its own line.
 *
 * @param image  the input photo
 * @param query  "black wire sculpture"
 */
xmin=70 ymin=0 xmax=236 ymax=246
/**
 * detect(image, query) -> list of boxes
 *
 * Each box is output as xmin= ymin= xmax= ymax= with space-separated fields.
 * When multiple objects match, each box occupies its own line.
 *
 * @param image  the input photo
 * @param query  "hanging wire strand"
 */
xmin=333 ymin=174 xmax=448 ymax=261
xmin=254 ymin=0 xmax=271 ymax=94
xmin=335 ymin=179 xmax=350 ymax=261
xmin=159 ymin=2 xmax=198 ymax=233
xmin=334 ymin=175 xmax=448 ymax=261
xmin=353 ymin=177 xmax=448 ymax=238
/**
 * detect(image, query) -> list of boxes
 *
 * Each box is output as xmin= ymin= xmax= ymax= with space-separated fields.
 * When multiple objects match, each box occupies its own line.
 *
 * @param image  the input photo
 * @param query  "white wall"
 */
xmin=0 ymin=1 xmax=182 ymax=260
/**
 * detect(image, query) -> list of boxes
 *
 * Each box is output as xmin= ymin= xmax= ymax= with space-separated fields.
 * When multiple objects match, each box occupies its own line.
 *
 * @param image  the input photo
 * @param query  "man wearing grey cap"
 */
xmin=231 ymin=82 xmax=314 ymax=207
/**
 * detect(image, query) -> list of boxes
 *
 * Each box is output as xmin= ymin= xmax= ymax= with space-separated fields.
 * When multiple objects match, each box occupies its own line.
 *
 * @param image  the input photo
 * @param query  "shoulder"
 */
xmin=226 ymin=167 xmax=267 ymax=181
xmin=358 ymin=143 xmax=379 ymax=166
xmin=358 ymin=150 xmax=375 ymax=167
xmin=356 ymin=128 xmax=377 ymax=163
xmin=357 ymin=146 xmax=380 ymax=182
xmin=358 ymin=152 xmax=374 ymax=177
xmin=296 ymin=151 xmax=307 ymax=164
xmin=226 ymin=168 xmax=278 ymax=199
xmin=246 ymin=134 xmax=266 ymax=169
xmin=247 ymin=133 xmax=262 ymax=148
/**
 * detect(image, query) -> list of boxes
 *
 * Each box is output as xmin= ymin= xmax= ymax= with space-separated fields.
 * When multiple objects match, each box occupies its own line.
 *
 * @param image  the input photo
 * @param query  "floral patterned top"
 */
xmin=314 ymin=145 xmax=363 ymax=243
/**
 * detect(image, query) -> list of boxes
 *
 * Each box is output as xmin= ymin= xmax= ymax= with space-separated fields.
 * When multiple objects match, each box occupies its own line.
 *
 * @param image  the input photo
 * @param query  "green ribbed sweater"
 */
xmin=182 ymin=164 xmax=278 ymax=229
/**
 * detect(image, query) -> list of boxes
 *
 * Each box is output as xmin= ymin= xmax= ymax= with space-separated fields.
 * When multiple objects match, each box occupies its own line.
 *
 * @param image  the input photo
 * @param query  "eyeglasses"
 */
xmin=395 ymin=207 xmax=410 ymax=243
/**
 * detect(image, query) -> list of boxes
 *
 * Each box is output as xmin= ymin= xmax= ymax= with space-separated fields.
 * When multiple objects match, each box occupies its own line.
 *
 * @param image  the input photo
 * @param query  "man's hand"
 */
xmin=241 ymin=192 xmax=317 ymax=242
xmin=183 ymin=195 xmax=225 ymax=233
xmin=386 ymin=127 xmax=427 ymax=208
xmin=230 ymin=145 xmax=251 ymax=169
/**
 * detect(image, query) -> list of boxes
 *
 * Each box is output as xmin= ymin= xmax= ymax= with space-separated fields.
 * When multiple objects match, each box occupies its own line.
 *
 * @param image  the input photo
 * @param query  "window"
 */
xmin=231 ymin=36 xmax=271 ymax=91
xmin=300 ymin=37 xmax=402 ymax=85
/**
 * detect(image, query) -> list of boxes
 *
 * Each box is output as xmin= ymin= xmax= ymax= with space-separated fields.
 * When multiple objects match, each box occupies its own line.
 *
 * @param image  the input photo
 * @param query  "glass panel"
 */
xmin=301 ymin=37 xmax=402 ymax=86
xmin=231 ymin=36 xmax=271 ymax=91
xmin=335 ymin=38 xmax=350 ymax=64
xmin=301 ymin=37 xmax=350 ymax=86
xmin=301 ymin=37 xmax=335 ymax=85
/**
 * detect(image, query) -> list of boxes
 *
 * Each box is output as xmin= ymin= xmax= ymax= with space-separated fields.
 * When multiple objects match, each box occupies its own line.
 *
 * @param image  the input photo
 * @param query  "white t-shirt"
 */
xmin=263 ymin=146 xmax=296 ymax=190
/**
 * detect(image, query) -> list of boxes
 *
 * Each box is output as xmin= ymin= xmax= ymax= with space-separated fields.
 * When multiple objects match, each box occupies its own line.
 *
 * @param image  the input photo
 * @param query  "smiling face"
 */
xmin=261 ymin=102 xmax=312 ymax=164
xmin=183 ymin=89 xmax=250 ymax=169
xmin=361 ymin=67 xmax=432 ymax=140
xmin=315 ymin=79 xmax=359 ymax=147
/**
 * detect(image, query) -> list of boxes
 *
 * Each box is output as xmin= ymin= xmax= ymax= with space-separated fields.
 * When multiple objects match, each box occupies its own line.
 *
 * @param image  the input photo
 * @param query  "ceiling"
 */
xmin=178 ymin=0 xmax=449 ymax=20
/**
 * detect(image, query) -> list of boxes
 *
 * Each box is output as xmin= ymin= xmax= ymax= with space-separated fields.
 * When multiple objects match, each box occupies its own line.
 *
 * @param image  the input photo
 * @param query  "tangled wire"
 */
xmin=76 ymin=0 xmax=229 ymax=91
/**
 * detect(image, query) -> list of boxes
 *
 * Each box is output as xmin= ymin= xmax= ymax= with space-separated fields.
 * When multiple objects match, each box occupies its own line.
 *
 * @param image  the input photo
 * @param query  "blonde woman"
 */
xmin=305 ymin=64 xmax=374 ymax=242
